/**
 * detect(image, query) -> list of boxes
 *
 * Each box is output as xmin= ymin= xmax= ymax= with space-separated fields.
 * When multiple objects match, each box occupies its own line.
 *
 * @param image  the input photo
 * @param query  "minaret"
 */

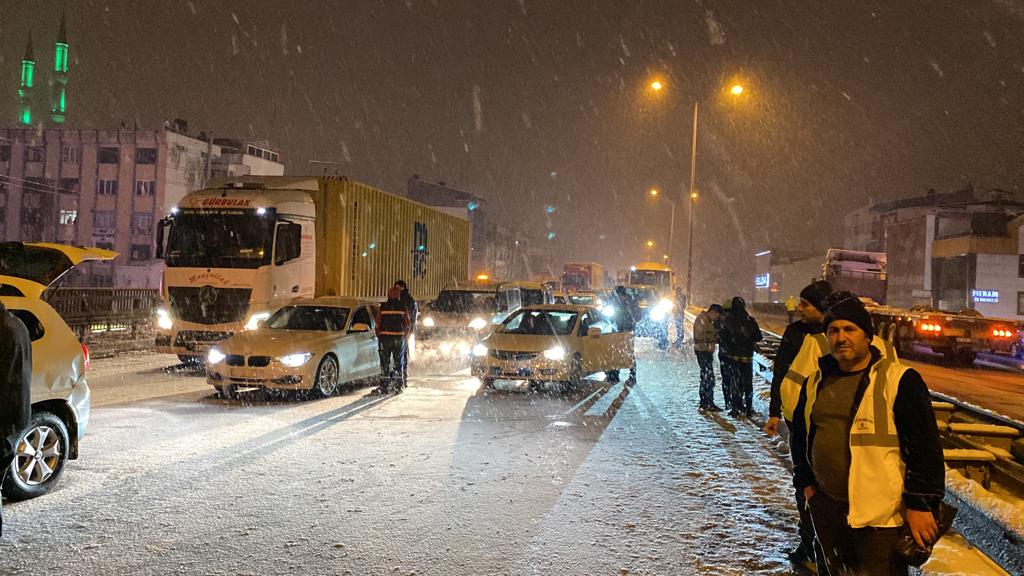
xmin=51 ymin=14 xmax=69 ymax=124
xmin=18 ymin=33 xmax=35 ymax=126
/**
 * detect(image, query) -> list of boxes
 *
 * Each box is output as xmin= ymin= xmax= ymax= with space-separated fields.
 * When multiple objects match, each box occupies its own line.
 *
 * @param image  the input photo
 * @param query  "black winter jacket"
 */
xmin=0 ymin=308 xmax=32 ymax=443
xmin=768 ymin=320 xmax=824 ymax=419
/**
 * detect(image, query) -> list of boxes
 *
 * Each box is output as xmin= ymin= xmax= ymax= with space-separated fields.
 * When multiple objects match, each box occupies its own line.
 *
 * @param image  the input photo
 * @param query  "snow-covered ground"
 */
xmin=0 ymin=344 xmax=1007 ymax=575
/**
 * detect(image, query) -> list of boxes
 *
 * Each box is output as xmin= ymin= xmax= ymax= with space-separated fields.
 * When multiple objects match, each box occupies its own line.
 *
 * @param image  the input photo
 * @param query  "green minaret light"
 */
xmin=18 ymin=33 xmax=35 ymax=126
xmin=51 ymin=14 xmax=69 ymax=124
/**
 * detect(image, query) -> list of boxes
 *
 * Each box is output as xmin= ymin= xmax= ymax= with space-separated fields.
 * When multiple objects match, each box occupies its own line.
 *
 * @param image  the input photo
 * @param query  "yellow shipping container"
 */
xmin=312 ymin=177 xmax=470 ymax=300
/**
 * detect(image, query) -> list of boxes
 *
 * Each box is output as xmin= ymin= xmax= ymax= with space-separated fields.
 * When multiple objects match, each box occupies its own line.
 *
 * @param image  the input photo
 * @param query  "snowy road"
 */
xmin=0 ymin=345 xmax=1005 ymax=575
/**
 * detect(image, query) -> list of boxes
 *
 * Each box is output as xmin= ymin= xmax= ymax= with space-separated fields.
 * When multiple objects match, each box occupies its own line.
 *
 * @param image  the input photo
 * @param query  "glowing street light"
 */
xmin=730 ymin=84 xmax=744 ymax=96
xmin=650 ymin=80 xmax=664 ymax=91
xmin=649 ymin=188 xmax=659 ymax=197
xmin=646 ymin=240 xmax=655 ymax=248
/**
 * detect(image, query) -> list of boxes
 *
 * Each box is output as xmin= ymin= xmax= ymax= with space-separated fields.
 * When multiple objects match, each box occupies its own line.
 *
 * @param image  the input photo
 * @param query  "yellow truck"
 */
xmin=154 ymin=176 xmax=470 ymax=362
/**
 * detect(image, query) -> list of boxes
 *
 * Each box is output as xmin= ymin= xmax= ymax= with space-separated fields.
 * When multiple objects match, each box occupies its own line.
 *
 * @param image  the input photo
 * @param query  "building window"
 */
xmin=132 ymin=212 xmax=154 ymax=233
xmin=94 ymin=241 xmax=114 ymax=251
xmin=60 ymin=143 xmax=81 ymax=163
xmin=136 ymin=148 xmax=157 ymax=164
xmin=97 ymin=147 xmax=120 ymax=164
xmin=59 ymin=210 xmax=77 ymax=225
xmin=0 ymin=146 xmax=12 ymax=162
xmin=93 ymin=210 xmax=116 ymax=230
xmin=135 ymin=180 xmax=156 ymax=196
xmin=25 ymin=146 xmax=46 ymax=162
xmin=1019 ymin=292 xmax=1024 ymax=316
xmin=58 ymin=178 xmax=79 ymax=195
xmin=1019 ymin=255 xmax=1024 ymax=279
xmin=97 ymin=179 xmax=118 ymax=196
xmin=130 ymin=244 xmax=152 ymax=261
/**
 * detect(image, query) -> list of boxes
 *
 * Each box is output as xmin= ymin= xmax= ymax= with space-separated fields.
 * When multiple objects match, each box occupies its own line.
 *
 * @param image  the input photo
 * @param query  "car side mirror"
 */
xmin=350 ymin=322 xmax=370 ymax=333
xmin=587 ymin=327 xmax=601 ymax=338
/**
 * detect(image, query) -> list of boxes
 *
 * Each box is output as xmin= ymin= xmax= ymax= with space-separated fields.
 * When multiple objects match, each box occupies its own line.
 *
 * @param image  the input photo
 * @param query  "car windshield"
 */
xmin=499 ymin=310 xmax=578 ymax=335
xmin=266 ymin=306 xmax=349 ymax=331
xmin=166 ymin=209 xmax=272 ymax=269
xmin=433 ymin=290 xmax=497 ymax=313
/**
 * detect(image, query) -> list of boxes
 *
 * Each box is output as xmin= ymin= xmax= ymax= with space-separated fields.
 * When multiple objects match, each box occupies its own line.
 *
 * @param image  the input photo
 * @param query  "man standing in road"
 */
xmin=791 ymin=295 xmax=944 ymax=575
xmin=0 ymin=301 xmax=32 ymax=537
xmin=716 ymin=298 xmax=735 ymax=412
xmin=785 ymin=294 xmax=798 ymax=324
xmin=719 ymin=296 xmax=762 ymax=418
xmin=612 ymin=286 xmax=641 ymax=379
xmin=394 ymin=280 xmax=418 ymax=383
xmin=673 ymin=286 xmax=688 ymax=348
xmin=375 ymin=287 xmax=411 ymax=393
xmin=763 ymin=279 xmax=832 ymax=567
xmin=693 ymin=304 xmax=723 ymax=411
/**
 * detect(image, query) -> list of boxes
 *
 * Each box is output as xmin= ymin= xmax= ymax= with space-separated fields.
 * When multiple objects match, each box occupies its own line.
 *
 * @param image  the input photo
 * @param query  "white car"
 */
xmin=206 ymin=296 xmax=383 ymax=398
xmin=0 ymin=241 xmax=116 ymax=499
xmin=418 ymin=284 xmax=500 ymax=339
xmin=471 ymin=304 xmax=635 ymax=390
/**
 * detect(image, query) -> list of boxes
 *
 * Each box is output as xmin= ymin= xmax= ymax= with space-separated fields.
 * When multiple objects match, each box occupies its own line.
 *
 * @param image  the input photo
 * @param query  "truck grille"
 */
xmin=174 ymin=330 xmax=234 ymax=346
xmin=168 ymin=287 xmax=252 ymax=325
xmin=490 ymin=350 xmax=539 ymax=361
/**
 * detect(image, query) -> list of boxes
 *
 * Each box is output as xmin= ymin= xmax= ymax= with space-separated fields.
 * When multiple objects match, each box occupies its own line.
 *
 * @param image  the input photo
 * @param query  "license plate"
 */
xmin=956 ymin=337 xmax=973 ymax=343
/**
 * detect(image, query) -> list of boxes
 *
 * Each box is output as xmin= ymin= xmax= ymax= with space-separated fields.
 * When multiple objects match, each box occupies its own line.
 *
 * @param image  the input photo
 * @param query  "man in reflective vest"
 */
xmin=764 ymin=280 xmax=832 ymax=567
xmin=375 ymin=287 xmax=411 ymax=393
xmin=791 ymin=294 xmax=944 ymax=575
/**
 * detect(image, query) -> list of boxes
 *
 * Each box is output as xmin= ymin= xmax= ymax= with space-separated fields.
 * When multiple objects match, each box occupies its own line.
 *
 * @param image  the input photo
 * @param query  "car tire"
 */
xmin=312 ymin=355 xmax=340 ymax=398
xmin=481 ymin=377 xmax=496 ymax=389
xmin=3 ymin=411 xmax=70 ymax=501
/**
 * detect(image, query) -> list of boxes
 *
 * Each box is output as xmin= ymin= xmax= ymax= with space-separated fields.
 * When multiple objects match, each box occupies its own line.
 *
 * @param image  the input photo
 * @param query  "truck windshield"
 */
xmin=267 ymin=306 xmax=350 ymax=331
xmin=433 ymin=290 xmax=497 ymax=313
xmin=624 ymin=287 xmax=656 ymax=305
xmin=629 ymin=270 xmax=671 ymax=290
xmin=166 ymin=210 xmax=272 ymax=269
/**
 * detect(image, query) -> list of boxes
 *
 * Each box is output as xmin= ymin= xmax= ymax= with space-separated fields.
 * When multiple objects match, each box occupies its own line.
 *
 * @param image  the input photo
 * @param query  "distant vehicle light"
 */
xmin=543 ymin=346 xmax=566 ymax=361
xmin=476 ymin=273 xmax=490 ymax=281
xmin=468 ymin=317 xmax=488 ymax=331
xmin=156 ymin=307 xmax=173 ymax=330
xmin=256 ymin=207 xmax=267 ymax=216
xmin=993 ymin=328 xmax=1014 ymax=338
xmin=918 ymin=322 xmax=943 ymax=333
xmin=208 ymin=348 xmax=226 ymax=364
xmin=278 ymin=352 xmax=313 ymax=367
xmin=422 ymin=316 xmax=436 ymax=328
xmin=472 ymin=344 xmax=488 ymax=357
xmin=650 ymin=299 xmax=675 ymax=322
xmin=81 ymin=344 xmax=90 ymax=372
xmin=601 ymin=305 xmax=616 ymax=317
xmin=244 ymin=312 xmax=271 ymax=331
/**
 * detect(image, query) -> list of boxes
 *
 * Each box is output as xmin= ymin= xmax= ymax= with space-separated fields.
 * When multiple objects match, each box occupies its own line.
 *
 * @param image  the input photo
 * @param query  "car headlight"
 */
xmin=207 ymin=348 xmax=226 ymax=364
xmin=422 ymin=316 xmax=436 ymax=327
xmin=601 ymin=305 xmax=616 ymax=318
xmin=468 ymin=317 xmax=487 ymax=330
xmin=244 ymin=312 xmax=271 ymax=331
xmin=650 ymin=299 xmax=674 ymax=321
xmin=156 ymin=308 xmax=173 ymax=330
xmin=543 ymin=346 xmax=566 ymax=361
xmin=472 ymin=343 xmax=488 ymax=357
xmin=278 ymin=352 xmax=313 ymax=367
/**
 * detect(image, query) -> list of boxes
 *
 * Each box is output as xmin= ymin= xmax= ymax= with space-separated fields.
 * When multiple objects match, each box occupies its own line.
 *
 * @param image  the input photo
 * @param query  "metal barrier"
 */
xmin=43 ymin=288 xmax=160 ymax=355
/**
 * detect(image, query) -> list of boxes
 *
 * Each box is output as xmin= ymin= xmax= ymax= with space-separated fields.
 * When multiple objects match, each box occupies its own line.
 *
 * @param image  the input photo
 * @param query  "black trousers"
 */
xmin=807 ymin=489 xmax=908 ymax=576
xmin=728 ymin=358 xmax=753 ymax=413
xmin=718 ymin=352 xmax=734 ymax=409
xmin=787 ymin=419 xmax=816 ymax=557
xmin=674 ymin=313 xmax=686 ymax=345
xmin=695 ymin=351 xmax=715 ymax=407
xmin=0 ymin=436 xmax=14 ymax=537
xmin=378 ymin=335 xmax=406 ymax=388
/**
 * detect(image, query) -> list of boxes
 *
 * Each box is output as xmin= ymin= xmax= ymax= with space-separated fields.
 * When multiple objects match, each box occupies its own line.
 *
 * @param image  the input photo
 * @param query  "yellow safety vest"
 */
xmin=780 ymin=334 xmax=898 ymax=422
xmin=803 ymin=353 xmax=909 ymax=528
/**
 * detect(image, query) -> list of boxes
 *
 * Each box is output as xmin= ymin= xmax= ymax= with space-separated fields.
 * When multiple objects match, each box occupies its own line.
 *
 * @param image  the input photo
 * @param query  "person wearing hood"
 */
xmin=394 ymin=280 xmax=418 ymax=382
xmin=716 ymin=298 xmax=735 ymax=411
xmin=693 ymin=303 xmax=724 ymax=411
xmin=763 ymin=279 xmax=832 ymax=568
xmin=375 ymin=287 xmax=411 ymax=393
xmin=719 ymin=296 xmax=762 ymax=418
xmin=791 ymin=294 xmax=944 ymax=575
xmin=0 ymin=301 xmax=32 ymax=537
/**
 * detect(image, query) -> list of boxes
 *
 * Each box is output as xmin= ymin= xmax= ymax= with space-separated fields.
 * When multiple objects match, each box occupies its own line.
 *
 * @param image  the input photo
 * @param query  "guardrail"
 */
xmin=752 ymin=328 xmax=1024 ymax=575
xmin=43 ymin=288 xmax=160 ymax=357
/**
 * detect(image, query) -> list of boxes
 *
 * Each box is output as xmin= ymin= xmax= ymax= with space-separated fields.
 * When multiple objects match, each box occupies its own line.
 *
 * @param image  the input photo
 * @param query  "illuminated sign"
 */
xmin=971 ymin=289 xmax=999 ymax=304
xmin=754 ymin=273 xmax=770 ymax=289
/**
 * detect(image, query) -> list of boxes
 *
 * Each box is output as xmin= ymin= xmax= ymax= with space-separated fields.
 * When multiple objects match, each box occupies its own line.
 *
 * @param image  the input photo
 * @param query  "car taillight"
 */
xmin=993 ymin=328 xmax=1014 ymax=338
xmin=918 ymin=322 xmax=943 ymax=333
xmin=81 ymin=344 xmax=91 ymax=372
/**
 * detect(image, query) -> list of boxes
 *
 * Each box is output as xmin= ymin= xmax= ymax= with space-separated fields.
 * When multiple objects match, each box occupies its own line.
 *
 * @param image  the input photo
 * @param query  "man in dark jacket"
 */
xmin=394 ymin=280 xmax=418 ymax=382
xmin=693 ymin=304 xmax=723 ymax=411
xmin=763 ymin=279 xmax=831 ymax=567
xmin=716 ymin=298 xmax=735 ymax=411
xmin=1 ymin=300 xmax=33 ymax=537
xmin=375 ymin=287 xmax=411 ymax=393
xmin=791 ymin=295 xmax=944 ymax=576
xmin=719 ymin=296 xmax=762 ymax=418
xmin=673 ymin=286 xmax=688 ymax=348
xmin=611 ymin=286 xmax=641 ymax=379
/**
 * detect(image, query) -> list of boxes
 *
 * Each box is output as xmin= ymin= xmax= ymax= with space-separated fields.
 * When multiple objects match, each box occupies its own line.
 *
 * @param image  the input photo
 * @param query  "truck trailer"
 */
xmin=154 ymin=176 xmax=470 ymax=362
xmin=560 ymin=262 xmax=606 ymax=293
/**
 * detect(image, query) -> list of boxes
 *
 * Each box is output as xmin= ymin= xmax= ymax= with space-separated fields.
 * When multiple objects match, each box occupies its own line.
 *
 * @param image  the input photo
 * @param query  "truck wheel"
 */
xmin=3 ymin=412 xmax=70 ymax=501
xmin=178 ymin=354 xmax=202 ymax=365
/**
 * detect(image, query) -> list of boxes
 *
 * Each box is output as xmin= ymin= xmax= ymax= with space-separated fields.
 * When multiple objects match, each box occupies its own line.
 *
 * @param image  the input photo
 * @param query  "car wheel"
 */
xmin=3 ymin=411 xmax=70 ymax=501
xmin=312 ymin=355 xmax=340 ymax=398
xmin=480 ymin=377 xmax=496 ymax=389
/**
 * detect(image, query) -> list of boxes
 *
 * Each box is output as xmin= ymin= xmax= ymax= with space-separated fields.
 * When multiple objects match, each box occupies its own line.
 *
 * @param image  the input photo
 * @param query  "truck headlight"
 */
xmin=156 ymin=308 xmax=173 ymax=330
xmin=207 ymin=348 xmax=226 ymax=364
xmin=244 ymin=312 xmax=271 ymax=331
xmin=650 ymin=299 xmax=674 ymax=322
xmin=543 ymin=346 xmax=566 ymax=361
xmin=468 ymin=317 xmax=487 ymax=330
xmin=422 ymin=316 xmax=436 ymax=327
xmin=472 ymin=344 xmax=488 ymax=357
xmin=278 ymin=352 xmax=313 ymax=367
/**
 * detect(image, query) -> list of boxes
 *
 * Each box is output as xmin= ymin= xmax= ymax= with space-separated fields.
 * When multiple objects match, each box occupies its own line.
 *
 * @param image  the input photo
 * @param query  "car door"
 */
xmin=579 ymin=311 xmax=609 ymax=373
xmin=347 ymin=305 xmax=378 ymax=377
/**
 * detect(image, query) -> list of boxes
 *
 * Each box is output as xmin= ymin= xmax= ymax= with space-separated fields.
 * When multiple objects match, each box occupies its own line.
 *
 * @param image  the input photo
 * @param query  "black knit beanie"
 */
xmin=824 ymin=292 xmax=873 ymax=338
xmin=799 ymin=280 xmax=833 ymax=313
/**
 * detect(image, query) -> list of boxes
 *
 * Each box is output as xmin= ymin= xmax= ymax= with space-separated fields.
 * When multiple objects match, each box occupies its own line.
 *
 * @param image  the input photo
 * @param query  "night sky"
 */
xmin=3 ymin=1 xmax=1023 ymax=300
